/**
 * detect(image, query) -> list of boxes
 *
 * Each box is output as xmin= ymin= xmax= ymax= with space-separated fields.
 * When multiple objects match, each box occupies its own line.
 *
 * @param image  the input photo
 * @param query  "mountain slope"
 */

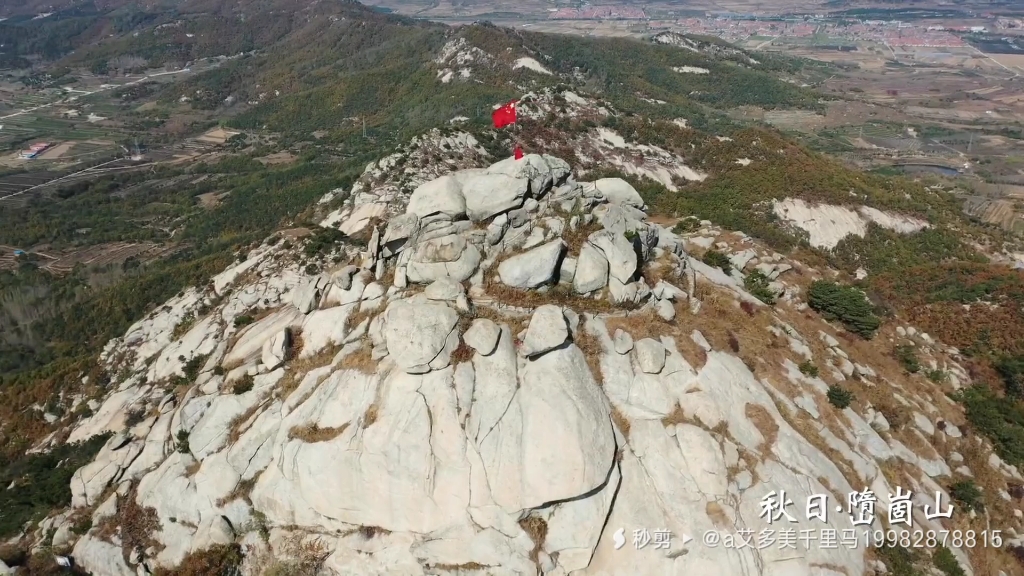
xmin=16 ymin=124 xmax=1011 ymax=576
xmin=2 ymin=4 xmax=1024 ymax=576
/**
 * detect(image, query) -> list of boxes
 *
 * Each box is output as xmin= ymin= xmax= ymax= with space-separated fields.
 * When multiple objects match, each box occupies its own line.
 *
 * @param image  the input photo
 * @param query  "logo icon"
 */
xmin=612 ymin=527 xmax=626 ymax=550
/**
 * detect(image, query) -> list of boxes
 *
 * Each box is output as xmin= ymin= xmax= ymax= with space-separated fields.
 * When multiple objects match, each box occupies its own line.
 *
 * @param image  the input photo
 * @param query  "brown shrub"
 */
xmin=286 ymin=329 xmax=304 ymax=361
xmin=152 ymin=544 xmax=242 ymax=576
xmin=740 ymin=300 xmax=757 ymax=317
xmin=518 ymin=516 xmax=548 ymax=562
xmin=341 ymin=525 xmax=391 ymax=539
xmin=116 ymin=482 xmax=162 ymax=564
xmin=727 ymin=331 xmax=740 ymax=353
xmin=288 ymin=423 xmax=349 ymax=443
xmin=450 ymin=340 xmax=474 ymax=364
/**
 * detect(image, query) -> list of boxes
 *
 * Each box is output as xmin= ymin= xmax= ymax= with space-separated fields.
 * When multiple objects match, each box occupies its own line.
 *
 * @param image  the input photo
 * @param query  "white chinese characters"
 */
xmin=758 ymin=487 xmax=956 ymax=526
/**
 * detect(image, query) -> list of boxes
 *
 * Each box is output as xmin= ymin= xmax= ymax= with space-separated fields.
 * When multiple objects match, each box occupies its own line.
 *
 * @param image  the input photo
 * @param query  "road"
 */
xmin=0 ymin=68 xmax=190 ymax=122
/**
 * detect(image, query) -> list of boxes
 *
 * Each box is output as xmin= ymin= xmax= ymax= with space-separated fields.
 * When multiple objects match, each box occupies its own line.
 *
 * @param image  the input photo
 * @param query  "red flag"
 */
xmin=513 ymin=145 xmax=524 ymax=160
xmin=492 ymin=100 xmax=517 ymax=129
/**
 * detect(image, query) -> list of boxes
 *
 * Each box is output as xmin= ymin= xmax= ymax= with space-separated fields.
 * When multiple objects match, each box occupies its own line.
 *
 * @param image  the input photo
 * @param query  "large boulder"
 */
xmin=486 ymin=154 xmax=570 ymax=197
xmin=464 ymin=318 xmax=501 ymax=356
xmin=260 ymin=329 xmax=289 ymax=371
xmin=573 ymin=241 xmax=610 ymax=294
xmin=381 ymin=213 xmax=420 ymax=256
xmin=290 ymin=275 xmax=330 ymax=314
xmin=594 ymin=178 xmax=645 ymax=209
xmin=72 ymin=536 xmax=135 ymax=576
xmin=497 ymin=240 xmax=565 ymax=289
xmin=406 ymin=175 xmax=466 ymax=218
xmin=405 ymin=234 xmax=482 ymax=284
xmin=588 ymin=230 xmax=638 ymax=284
xmin=455 ymin=171 xmax=529 ymax=222
xmin=520 ymin=305 xmax=570 ymax=358
xmin=476 ymin=344 xmax=616 ymax=512
xmin=382 ymin=300 xmax=459 ymax=373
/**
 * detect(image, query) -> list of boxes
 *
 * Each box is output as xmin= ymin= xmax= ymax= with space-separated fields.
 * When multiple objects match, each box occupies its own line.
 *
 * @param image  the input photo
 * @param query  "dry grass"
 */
xmin=661 ymin=404 xmax=689 ymax=428
xmin=775 ymin=403 xmax=862 ymax=491
xmin=184 ymin=459 xmax=202 ymax=477
xmin=561 ymin=221 xmax=603 ymax=254
xmin=603 ymin=309 xmax=670 ymax=341
xmin=215 ymin=476 xmax=258 ymax=507
xmin=518 ymin=516 xmax=548 ymax=563
xmin=428 ymin=562 xmax=490 ymax=571
xmin=277 ymin=345 xmax=340 ymax=399
xmin=610 ymin=405 xmax=631 ymax=439
xmin=339 ymin=342 xmax=377 ymax=374
xmin=346 ymin=307 xmax=375 ymax=333
xmin=362 ymin=403 xmax=379 ymax=429
xmin=288 ymin=423 xmax=349 ymax=443
xmin=688 ymin=283 xmax=773 ymax=362
xmin=484 ymin=282 xmax=620 ymax=314
xmin=744 ymin=403 xmax=779 ymax=455
xmin=705 ymin=501 xmax=733 ymax=530
xmin=226 ymin=399 xmax=268 ymax=444
xmin=573 ymin=321 xmax=606 ymax=385
xmin=245 ymin=533 xmax=329 ymax=576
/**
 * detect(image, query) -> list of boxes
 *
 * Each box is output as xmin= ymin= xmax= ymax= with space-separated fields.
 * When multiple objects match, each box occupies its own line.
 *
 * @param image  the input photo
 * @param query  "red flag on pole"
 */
xmin=513 ymin=145 xmax=524 ymax=160
xmin=491 ymin=100 xmax=517 ymax=129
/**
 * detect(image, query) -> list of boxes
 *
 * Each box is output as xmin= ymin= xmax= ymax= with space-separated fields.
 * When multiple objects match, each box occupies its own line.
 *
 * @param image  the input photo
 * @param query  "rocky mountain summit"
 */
xmin=12 ymin=130 xmax=1023 ymax=576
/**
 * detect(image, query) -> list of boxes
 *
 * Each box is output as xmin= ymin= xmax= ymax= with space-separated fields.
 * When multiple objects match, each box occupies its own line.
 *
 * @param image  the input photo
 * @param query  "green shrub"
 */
xmin=175 ymin=429 xmax=190 ymax=454
xmin=672 ymin=217 xmax=700 ymax=234
xmin=807 ymin=280 xmax=881 ymax=339
xmin=948 ymin=480 xmax=983 ymax=513
xmin=701 ymin=249 xmax=732 ymax=274
xmin=234 ymin=315 xmax=255 ymax=328
xmin=894 ymin=345 xmax=920 ymax=374
xmin=232 ymin=374 xmax=254 ymax=395
xmin=925 ymin=369 xmax=946 ymax=384
xmin=875 ymin=544 xmax=923 ymax=576
xmin=798 ymin=360 xmax=819 ymax=377
xmin=995 ymin=355 xmax=1024 ymax=398
xmin=960 ymin=385 xmax=1024 ymax=468
xmin=0 ymin=434 xmax=110 ymax=538
xmin=744 ymin=270 xmax=776 ymax=305
xmin=932 ymin=547 xmax=966 ymax=576
xmin=827 ymin=385 xmax=853 ymax=409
